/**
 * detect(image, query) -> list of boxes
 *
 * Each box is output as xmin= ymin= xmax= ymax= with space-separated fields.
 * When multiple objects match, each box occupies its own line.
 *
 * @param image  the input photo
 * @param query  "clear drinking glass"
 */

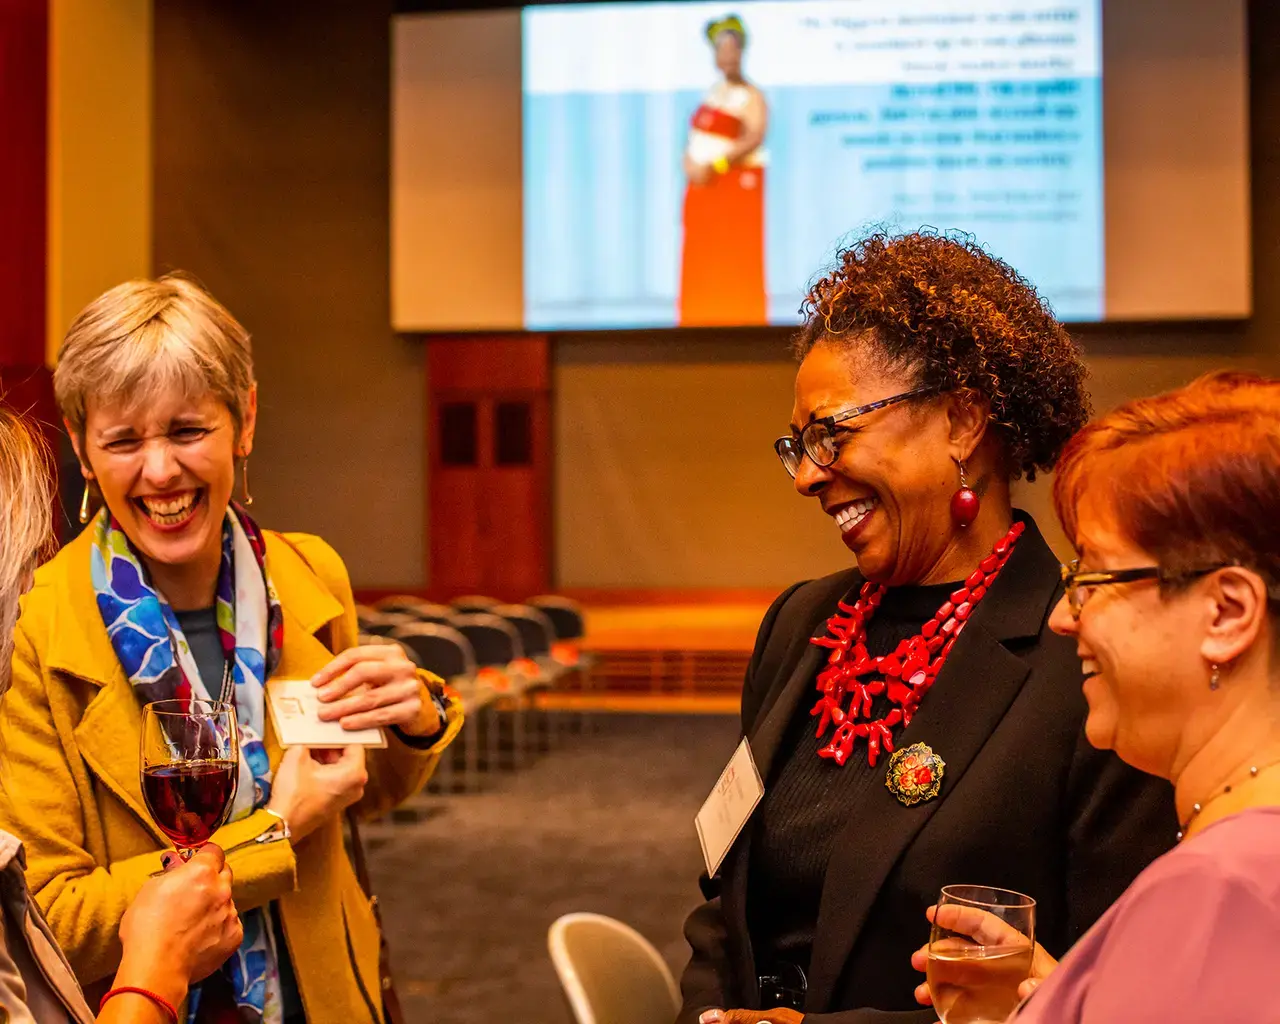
xmin=925 ymin=884 xmax=1036 ymax=1024
xmin=140 ymin=699 xmax=240 ymax=860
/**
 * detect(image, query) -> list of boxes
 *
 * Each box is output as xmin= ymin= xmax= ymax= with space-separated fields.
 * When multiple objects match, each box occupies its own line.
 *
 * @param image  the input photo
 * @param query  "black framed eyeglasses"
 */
xmin=1059 ymin=559 xmax=1230 ymax=620
xmin=774 ymin=385 xmax=937 ymax=479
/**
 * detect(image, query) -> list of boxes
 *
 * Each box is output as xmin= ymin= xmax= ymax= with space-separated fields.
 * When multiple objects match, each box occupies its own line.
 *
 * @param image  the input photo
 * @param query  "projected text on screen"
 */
xmin=523 ymin=0 xmax=1102 ymax=329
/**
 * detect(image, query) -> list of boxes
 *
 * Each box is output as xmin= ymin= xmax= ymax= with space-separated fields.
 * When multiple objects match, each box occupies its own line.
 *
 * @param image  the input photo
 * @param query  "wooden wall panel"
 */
xmin=153 ymin=0 xmax=427 ymax=587
xmin=427 ymin=334 xmax=549 ymax=391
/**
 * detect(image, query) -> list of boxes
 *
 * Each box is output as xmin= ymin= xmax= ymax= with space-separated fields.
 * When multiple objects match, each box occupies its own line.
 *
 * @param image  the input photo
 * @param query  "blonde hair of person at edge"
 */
xmin=0 ymin=406 xmax=243 ymax=1024
xmin=0 ymin=274 xmax=463 ymax=1024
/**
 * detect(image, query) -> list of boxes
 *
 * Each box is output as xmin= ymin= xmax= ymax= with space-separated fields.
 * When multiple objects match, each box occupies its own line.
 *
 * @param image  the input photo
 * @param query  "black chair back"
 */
xmin=451 ymin=594 xmax=500 ymax=614
xmin=450 ymin=613 xmax=523 ymax=667
xmin=391 ymin=624 xmax=477 ymax=679
xmin=492 ymin=604 xmax=555 ymax=657
xmin=528 ymin=596 xmax=586 ymax=640
xmin=399 ymin=609 xmax=456 ymax=628
xmin=375 ymin=595 xmax=429 ymax=615
xmin=362 ymin=611 xmax=419 ymax=638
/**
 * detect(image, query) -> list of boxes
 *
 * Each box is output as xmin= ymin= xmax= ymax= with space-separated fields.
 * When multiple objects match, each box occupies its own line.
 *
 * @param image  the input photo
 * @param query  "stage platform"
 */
xmin=551 ymin=601 xmax=770 ymax=713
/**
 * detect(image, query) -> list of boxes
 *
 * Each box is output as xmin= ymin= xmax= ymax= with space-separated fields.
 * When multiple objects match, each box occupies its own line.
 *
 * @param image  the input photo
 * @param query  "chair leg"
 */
xmin=579 ymin=666 xmax=597 ymax=737
xmin=544 ymin=696 xmax=559 ymax=751
xmin=493 ymin=698 xmax=519 ymax=772
xmin=488 ymin=703 xmax=502 ymax=774
xmin=465 ymin=709 xmax=481 ymax=792
xmin=512 ymin=699 xmax=527 ymax=770
xmin=533 ymin=695 xmax=549 ymax=755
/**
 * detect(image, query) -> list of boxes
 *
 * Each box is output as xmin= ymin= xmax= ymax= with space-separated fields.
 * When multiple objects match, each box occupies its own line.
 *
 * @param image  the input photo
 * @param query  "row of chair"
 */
xmin=357 ymin=594 xmax=593 ymax=793
xmin=362 ymin=596 xmax=584 ymax=671
xmin=361 ymin=600 xmax=672 ymax=1022
xmin=373 ymin=593 xmax=584 ymax=640
xmin=359 ymin=598 xmax=677 ymax=1023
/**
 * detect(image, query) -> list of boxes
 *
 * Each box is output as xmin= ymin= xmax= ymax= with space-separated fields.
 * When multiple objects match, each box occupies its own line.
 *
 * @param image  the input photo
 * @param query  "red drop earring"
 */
xmin=950 ymin=460 xmax=980 ymax=527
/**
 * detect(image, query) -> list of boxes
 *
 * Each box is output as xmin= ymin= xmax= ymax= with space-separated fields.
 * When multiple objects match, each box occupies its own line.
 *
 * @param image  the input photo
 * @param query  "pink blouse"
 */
xmin=1012 ymin=805 xmax=1280 ymax=1023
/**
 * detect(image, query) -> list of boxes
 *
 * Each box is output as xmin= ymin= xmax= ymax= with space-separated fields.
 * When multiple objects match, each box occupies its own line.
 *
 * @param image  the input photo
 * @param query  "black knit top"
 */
xmin=745 ymin=579 xmax=959 ymax=979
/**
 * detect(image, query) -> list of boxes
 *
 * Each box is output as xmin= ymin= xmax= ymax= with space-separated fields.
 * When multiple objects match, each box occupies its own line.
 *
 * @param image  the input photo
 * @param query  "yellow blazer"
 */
xmin=0 ymin=525 xmax=463 ymax=1023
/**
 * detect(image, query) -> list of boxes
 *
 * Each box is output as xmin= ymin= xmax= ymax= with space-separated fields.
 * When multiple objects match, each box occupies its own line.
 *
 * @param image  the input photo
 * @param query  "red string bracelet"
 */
xmin=99 ymin=986 xmax=179 ymax=1023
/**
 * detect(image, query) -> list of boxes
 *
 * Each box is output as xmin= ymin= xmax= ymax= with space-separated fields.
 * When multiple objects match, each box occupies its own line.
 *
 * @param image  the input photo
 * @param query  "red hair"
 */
xmin=1053 ymin=371 xmax=1280 ymax=606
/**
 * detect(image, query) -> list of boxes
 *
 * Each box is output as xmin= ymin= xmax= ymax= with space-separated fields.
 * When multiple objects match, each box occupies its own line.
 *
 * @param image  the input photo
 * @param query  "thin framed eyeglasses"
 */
xmin=1059 ymin=559 xmax=1229 ymax=619
xmin=775 ymin=385 xmax=937 ymax=479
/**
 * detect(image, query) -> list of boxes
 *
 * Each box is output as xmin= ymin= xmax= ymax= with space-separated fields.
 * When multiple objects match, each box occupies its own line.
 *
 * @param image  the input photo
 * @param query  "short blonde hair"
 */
xmin=54 ymin=273 xmax=256 ymax=439
xmin=0 ymin=408 xmax=53 ymax=698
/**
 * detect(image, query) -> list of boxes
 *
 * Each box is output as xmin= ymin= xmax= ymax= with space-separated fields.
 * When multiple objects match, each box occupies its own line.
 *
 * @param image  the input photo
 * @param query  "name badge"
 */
xmin=695 ymin=738 xmax=764 ymax=877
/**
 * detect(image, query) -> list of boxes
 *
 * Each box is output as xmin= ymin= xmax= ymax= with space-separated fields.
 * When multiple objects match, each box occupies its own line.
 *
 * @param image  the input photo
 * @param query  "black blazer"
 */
xmin=678 ymin=514 xmax=1175 ymax=1023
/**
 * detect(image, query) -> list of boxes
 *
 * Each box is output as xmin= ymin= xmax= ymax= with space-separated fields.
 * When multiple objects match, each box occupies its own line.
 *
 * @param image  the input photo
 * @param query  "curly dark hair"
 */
xmin=793 ymin=229 xmax=1090 ymax=481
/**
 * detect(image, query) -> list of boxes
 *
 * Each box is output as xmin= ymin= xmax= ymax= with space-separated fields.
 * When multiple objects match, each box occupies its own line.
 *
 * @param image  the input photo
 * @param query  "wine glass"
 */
xmin=926 ymin=884 xmax=1036 ymax=1024
xmin=141 ymin=699 xmax=240 ymax=860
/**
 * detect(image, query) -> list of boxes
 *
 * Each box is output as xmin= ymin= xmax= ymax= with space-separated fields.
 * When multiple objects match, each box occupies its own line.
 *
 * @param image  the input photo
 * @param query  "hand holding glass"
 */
xmin=925 ymin=885 xmax=1036 ymax=1024
xmin=141 ymin=699 xmax=239 ymax=860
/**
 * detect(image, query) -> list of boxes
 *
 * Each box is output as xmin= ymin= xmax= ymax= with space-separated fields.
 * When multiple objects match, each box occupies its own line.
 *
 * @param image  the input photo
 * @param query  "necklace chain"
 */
xmin=809 ymin=520 xmax=1025 ymax=768
xmin=1177 ymin=760 xmax=1280 ymax=841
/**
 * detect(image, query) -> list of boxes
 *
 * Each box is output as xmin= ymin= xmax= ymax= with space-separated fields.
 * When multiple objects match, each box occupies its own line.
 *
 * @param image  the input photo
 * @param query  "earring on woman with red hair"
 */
xmin=951 ymin=459 xmax=980 ymax=528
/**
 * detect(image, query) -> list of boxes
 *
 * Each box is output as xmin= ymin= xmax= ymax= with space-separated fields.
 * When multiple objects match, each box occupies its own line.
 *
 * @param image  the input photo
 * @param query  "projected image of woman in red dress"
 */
xmin=679 ymin=14 xmax=769 ymax=327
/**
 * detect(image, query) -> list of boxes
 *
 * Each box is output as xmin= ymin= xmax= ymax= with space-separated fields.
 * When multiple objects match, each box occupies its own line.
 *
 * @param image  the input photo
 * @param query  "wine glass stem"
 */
xmin=178 ymin=846 xmax=197 ymax=862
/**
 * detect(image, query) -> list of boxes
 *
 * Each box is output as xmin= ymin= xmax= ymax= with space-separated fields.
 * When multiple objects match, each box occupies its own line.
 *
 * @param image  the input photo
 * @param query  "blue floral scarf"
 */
xmin=91 ymin=503 xmax=285 ymax=1024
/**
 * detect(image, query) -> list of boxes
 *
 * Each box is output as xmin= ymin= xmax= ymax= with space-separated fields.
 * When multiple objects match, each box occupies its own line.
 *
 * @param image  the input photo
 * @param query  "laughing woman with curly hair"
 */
xmin=678 ymin=231 xmax=1174 ymax=1024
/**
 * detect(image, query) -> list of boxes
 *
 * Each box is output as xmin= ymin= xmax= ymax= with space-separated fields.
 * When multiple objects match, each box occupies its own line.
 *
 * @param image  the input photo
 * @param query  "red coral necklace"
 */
xmin=810 ymin=520 xmax=1025 ymax=768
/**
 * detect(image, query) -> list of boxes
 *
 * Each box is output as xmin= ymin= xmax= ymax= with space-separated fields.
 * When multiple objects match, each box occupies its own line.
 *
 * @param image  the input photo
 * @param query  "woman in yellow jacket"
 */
xmin=0 ymin=406 xmax=243 ymax=1024
xmin=0 ymin=275 xmax=462 ymax=1024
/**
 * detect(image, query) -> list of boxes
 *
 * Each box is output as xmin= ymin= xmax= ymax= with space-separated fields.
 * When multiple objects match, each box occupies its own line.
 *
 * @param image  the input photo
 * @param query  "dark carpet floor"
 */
xmin=366 ymin=713 xmax=741 ymax=1023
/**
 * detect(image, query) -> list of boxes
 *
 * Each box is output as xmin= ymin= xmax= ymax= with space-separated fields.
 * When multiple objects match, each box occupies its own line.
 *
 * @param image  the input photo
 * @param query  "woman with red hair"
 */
xmin=912 ymin=370 xmax=1280 ymax=1022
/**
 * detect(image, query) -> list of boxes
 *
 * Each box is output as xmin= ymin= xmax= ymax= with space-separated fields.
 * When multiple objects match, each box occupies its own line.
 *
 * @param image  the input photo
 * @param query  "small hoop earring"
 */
xmin=950 ymin=459 xmax=980 ymax=528
xmin=241 ymin=457 xmax=254 ymax=507
xmin=1209 ymin=663 xmax=1222 ymax=691
xmin=78 ymin=483 xmax=92 ymax=525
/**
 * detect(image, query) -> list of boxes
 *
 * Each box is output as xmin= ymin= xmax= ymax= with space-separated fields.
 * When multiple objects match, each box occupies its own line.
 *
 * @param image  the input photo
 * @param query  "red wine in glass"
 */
xmin=141 ymin=700 xmax=239 ymax=859
xmin=142 ymin=760 xmax=238 ymax=848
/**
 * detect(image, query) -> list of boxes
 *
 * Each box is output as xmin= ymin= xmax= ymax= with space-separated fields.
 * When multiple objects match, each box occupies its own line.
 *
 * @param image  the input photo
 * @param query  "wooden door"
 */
xmin=427 ymin=337 xmax=551 ymax=599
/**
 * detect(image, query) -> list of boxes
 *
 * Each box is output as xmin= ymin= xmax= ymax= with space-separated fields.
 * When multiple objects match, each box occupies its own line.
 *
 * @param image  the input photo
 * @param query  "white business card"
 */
xmin=266 ymin=679 xmax=387 ymax=748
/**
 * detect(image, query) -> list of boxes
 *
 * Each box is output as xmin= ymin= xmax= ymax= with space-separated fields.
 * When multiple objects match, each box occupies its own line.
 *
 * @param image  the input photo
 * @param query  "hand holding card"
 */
xmin=310 ymin=644 xmax=435 ymax=735
xmin=267 ymin=680 xmax=386 ymax=748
